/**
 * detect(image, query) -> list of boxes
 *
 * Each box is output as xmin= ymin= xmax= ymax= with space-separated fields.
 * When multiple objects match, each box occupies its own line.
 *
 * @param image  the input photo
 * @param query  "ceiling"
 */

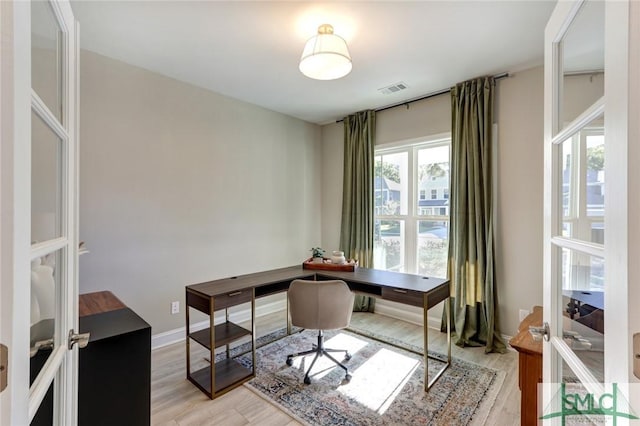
xmin=71 ymin=1 xmax=557 ymax=125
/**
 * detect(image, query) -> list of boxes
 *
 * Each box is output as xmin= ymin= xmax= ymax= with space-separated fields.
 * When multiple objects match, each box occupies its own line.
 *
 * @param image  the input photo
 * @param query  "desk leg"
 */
xmin=225 ymin=308 xmax=231 ymax=359
xmin=424 ymin=295 xmax=452 ymax=391
xmin=186 ymin=299 xmax=191 ymax=379
xmin=423 ymin=294 xmax=429 ymax=392
xmin=286 ymin=294 xmax=291 ymax=335
xmin=251 ymin=289 xmax=256 ymax=377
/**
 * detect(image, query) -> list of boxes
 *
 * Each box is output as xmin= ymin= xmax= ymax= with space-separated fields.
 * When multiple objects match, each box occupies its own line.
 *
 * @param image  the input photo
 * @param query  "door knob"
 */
xmin=68 ymin=330 xmax=90 ymax=350
xmin=529 ymin=322 xmax=550 ymax=342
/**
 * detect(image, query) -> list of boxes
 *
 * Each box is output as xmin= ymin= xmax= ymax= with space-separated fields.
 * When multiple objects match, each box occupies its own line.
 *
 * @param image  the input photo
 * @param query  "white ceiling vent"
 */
xmin=378 ymin=82 xmax=409 ymax=95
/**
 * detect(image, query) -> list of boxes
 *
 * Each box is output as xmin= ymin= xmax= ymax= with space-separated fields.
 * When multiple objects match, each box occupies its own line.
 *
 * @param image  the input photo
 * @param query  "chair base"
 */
xmin=286 ymin=330 xmax=352 ymax=384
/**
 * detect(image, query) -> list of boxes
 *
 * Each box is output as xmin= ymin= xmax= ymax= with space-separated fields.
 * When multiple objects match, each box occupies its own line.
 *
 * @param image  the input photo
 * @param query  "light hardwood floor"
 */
xmin=151 ymin=311 xmax=521 ymax=425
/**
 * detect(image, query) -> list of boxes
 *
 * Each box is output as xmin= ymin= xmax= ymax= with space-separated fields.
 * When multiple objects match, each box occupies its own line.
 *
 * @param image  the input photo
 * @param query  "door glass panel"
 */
xmin=417 ymin=220 xmax=448 ymax=278
xmin=416 ymin=145 xmax=450 ymax=216
xmin=30 ymin=248 xmax=63 ymax=378
xmin=559 ymin=1 xmax=605 ymax=135
xmin=559 ymin=0 xmax=604 ymax=136
xmin=374 ymin=219 xmax=404 ymax=272
xmin=560 ymin=248 xmax=604 ymax=382
xmin=375 ymin=152 xmax=407 ymax=215
xmin=31 ymin=0 xmax=63 ymax=122
xmin=32 ymin=111 xmax=63 ymax=243
xmin=559 ymin=113 xmax=604 ymax=244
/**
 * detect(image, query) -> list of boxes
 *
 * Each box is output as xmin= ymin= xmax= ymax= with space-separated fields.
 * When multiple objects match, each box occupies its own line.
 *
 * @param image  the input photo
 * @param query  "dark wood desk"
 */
xmin=510 ymin=306 xmax=543 ymax=426
xmin=185 ymin=265 xmax=451 ymax=398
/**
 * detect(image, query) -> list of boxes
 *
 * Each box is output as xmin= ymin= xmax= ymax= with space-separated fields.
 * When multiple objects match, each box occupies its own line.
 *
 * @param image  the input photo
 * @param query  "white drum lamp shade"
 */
xmin=299 ymin=24 xmax=352 ymax=80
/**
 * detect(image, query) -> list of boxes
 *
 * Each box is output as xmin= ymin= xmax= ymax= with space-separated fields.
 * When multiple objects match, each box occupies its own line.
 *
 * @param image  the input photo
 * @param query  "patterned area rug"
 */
xmin=236 ymin=329 xmax=504 ymax=426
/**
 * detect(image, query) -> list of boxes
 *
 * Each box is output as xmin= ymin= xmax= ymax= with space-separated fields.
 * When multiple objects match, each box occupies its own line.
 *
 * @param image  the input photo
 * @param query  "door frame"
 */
xmin=1 ymin=1 xmax=33 ymax=424
xmin=604 ymin=0 xmax=640 ymax=404
xmin=542 ymin=0 xmax=640 ymax=419
xmin=0 ymin=0 xmax=80 ymax=424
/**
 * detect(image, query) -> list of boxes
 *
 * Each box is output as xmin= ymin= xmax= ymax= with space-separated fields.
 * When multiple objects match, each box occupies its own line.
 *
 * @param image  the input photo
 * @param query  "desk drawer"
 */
xmin=214 ymin=290 xmax=252 ymax=310
xmin=381 ymin=287 xmax=424 ymax=307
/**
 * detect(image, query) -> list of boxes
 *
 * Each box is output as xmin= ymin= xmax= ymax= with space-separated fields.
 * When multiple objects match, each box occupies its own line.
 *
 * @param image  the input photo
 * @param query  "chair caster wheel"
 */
xmin=304 ymin=376 xmax=311 ymax=385
xmin=286 ymin=357 xmax=293 ymax=366
xmin=345 ymin=373 xmax=352 ymax=382
xmin=344 ymin=353 xmax=352 ymax=360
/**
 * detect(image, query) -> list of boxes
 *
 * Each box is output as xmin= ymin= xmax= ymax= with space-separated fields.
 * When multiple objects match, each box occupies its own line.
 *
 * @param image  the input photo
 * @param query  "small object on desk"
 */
xmin=302 ymin=258 xmax=358 ymax=271
xmin=310 ymin=247 xmax=325 ymax=263
xmin=331 ymin=250 xmax=346 ymax=265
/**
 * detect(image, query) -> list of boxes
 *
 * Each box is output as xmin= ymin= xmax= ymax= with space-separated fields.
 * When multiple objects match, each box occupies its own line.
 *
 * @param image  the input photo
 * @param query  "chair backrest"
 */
xmin=288 ymin=279 xmax=354 ymax=330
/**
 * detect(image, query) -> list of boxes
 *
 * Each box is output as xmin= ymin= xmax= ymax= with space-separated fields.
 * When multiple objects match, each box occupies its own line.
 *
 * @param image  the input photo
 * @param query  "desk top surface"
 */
xmin=510 ymin=306 xmax=543 ymax=355
xmin=187 ymin=265 xmax=449 ymax=297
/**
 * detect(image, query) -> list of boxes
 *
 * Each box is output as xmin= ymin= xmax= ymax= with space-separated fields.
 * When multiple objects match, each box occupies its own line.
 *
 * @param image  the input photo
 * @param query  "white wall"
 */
xmin=79 ymin=51 xmax=322 ymax=334
xmin=321 ymin=67 xmax=604 ymax=336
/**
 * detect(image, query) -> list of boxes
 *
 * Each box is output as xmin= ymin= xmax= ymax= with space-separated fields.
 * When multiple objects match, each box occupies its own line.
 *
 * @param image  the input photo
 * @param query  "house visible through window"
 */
xmin=374 ymin=137 xmax=451 ymax=277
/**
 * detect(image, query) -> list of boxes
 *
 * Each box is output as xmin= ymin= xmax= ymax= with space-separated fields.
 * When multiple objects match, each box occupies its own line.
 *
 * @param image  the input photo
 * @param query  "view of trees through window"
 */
xmin=374 ymin=140 xmax=450 ymax=278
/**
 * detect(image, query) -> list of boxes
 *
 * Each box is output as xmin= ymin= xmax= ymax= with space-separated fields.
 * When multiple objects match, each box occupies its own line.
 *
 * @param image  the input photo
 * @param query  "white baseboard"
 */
xmin=151 ymin=298 xmax=286 ymax=350
xmin=373 ymin=300 xmax=441 ymax=330
xmin=151 ymin=297 xmax=515 ymax=351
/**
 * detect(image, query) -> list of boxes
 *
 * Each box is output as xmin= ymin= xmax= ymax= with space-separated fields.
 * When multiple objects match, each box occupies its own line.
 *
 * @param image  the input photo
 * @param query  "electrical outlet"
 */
xmin=171 ymin=301 xmax=180 ymax=315
xmin=519 ymin=309 xmax=530 ymax=322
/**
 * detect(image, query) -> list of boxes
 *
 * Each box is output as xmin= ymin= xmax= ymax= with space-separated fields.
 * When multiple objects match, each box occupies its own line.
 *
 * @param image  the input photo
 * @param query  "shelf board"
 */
xmin=188 ymin=359 xmax=253 ymax=396
xmin=189 ymin=322 xmax=252 ymax=350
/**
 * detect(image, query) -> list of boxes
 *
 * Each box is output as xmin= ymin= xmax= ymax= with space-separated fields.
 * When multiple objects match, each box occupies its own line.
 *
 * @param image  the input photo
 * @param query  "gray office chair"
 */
xmin=286 ymin=279 xmax=355 ymax=384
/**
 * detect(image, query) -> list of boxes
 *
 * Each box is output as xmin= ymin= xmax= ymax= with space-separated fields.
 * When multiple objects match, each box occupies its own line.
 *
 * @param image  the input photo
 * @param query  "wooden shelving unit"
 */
xmin=185 ymin=288 xmax=255 ymax=399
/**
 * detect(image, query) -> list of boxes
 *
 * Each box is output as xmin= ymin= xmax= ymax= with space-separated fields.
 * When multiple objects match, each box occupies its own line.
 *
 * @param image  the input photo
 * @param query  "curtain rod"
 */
xmin=336 ymin=72 xmax=509 ymax=123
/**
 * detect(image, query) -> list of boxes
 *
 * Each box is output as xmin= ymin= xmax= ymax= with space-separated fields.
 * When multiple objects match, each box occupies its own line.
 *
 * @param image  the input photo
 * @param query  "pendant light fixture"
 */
xmin=299 ymin=24 xmax=352 ymax=80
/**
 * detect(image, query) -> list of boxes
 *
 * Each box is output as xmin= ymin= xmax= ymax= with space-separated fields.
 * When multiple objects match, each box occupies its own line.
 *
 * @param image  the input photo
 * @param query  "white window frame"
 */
xmin=374 ymin=134 xmax=451 ymax=274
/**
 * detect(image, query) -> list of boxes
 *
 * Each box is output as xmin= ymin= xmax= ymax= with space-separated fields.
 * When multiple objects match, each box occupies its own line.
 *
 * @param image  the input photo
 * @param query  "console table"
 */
xmin=185 ymin=265 xmax=451 ymax=399
xmin=510 ymin=306 xmax=543 ymax=426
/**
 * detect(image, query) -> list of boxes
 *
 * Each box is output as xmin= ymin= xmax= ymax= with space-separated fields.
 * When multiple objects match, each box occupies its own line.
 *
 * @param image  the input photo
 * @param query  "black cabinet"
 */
xmin=30 ymin=301 xmax=151 ymax=426
xmin=78 ymin=308 xmax=151 ymax=426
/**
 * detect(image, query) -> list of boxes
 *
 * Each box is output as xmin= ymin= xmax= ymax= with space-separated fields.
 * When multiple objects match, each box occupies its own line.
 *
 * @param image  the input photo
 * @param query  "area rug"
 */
xmin=235 ymin=329 xmax=504 ymax=426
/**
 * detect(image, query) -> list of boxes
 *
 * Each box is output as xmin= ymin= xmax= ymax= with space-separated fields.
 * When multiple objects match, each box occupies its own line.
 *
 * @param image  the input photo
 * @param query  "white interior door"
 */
xmin=0 ymin=0 xmax=79 ymax=424
xmin=543 ymin=0 xmax=640 ymax=422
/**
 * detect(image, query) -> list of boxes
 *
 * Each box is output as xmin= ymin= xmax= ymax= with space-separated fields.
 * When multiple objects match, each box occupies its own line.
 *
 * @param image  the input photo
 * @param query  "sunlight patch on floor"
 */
xmin=338 ymin=347 xmax=419 ymax=415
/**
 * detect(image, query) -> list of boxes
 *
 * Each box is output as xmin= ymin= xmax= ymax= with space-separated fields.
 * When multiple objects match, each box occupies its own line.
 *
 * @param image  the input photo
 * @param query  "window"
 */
xmin=560 ymin=121 xmax=605 ymax=291
xmin=374 ymin=138 xmax=450 ymax=277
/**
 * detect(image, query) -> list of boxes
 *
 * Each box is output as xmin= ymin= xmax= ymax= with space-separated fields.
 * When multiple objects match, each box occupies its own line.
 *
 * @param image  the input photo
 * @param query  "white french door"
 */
xmin=0 ymin=0 xmax=80 ymax=424
xmin=543 ymin=0 xmax=640 ymax=423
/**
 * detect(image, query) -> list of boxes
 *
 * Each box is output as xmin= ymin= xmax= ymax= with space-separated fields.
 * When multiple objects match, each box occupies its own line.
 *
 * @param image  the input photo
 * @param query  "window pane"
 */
xmin=586 ymin=134 xmax=604 ymax=218
xmin=32 ymin=111 xmax=63 ymax=243
xmin=559 ymin=114 xmax=604 ymax=244
xmin=561 ymin=248 xmax=603 ymax=292
xmin=560 ymin=248 xmax=604 ymax=382
xmin=559 ymin=0 xmax=604 ymax=137
xmin=561 ymin=137 xmax=573 ymax=238
xmin=375 ymin=153 xmax=407 ymax=215
xmin=374 ymin=220 xmax=404 ymax=272
xmin=32 ymin=0 xmax=63 ymax=122
xmin=417 ymin=146 xmax=449 ymax=216
xmin=417 ymin=220 xmax=448 ymax=278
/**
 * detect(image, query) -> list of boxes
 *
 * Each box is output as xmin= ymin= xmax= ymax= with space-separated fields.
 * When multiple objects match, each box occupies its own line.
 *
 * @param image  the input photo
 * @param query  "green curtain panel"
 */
xmin=340 ymin=110 xmax=376 ymax=312
xmin=445 ymin=77 xmax=506 ymax=353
